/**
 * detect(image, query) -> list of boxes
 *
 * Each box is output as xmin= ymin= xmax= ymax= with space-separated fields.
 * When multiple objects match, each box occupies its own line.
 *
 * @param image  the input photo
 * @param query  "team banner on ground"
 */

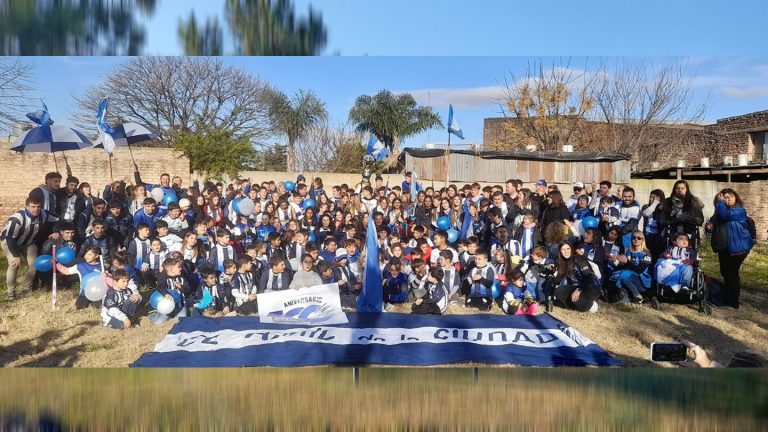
xmin=257 ymin=283 xmax=348 ymax=325
xmin=132 ymin=313 xmax=622 ymax=367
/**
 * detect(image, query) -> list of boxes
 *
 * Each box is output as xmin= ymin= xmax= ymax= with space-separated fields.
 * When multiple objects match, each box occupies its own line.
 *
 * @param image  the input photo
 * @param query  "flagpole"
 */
xmin=53 ymin=152 xmax=59 ymax=173
xmin=108 ymin=154 xmax=114 ymax=182
xmin=446 ymin=130 xmax=451 ymax=187
xmin=51 ymin=245 xmax=58 ymax=310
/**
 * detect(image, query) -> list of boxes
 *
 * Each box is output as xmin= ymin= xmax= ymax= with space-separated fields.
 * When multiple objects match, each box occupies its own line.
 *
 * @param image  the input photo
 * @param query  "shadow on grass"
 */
xmin=0 ymin=320 xmax=100 ymax=367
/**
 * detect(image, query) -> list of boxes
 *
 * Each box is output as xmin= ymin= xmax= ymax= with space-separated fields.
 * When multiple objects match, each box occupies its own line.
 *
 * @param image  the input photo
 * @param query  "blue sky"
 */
xmin=138 ymin=0 xmax=768 ymax=56
xmin=16 ymin=56 xmax=768 ymax=148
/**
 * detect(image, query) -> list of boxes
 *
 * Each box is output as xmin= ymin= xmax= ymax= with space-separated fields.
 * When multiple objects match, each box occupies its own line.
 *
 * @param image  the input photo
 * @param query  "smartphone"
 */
xmin=650 ymin=342 xmax=688 ymax=362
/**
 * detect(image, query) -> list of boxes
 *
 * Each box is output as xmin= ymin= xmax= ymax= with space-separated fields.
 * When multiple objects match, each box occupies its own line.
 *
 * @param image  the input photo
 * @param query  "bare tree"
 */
xmin=499 ymin=58 xmax=596 ymax=151
xmin=0 ymin=58 xmax=33 ymax=131
xmin=293 ymin=121 xmax=362 ymax=172
xmin=589 ymin=59 xmax=708 ymax=159
xmin=73 ymin=57 xmax=276 ymax=142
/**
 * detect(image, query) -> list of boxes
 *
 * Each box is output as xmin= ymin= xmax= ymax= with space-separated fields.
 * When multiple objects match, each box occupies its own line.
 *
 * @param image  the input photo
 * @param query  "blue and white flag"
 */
xmin=460 ymin=202 xmax=472 ymax=240
xmin=131 ymin=313 xmax=622 ymax=367
xmin=655 ymin=259 xmax=686 ymax=293
xmin=25 ymin=100 xmax=53 ymax=126
xmin=410 ymin=171 xmax=419 ymax=206
xmin=96 ymin=98 xmax=116 ymax=156
xmin=356 ymin=213 xmax=383 ymax=312
xmin=366 ymin=134 xmax=390 ymax=161
xmin=447 ymin=104 xmax=464 ymax=139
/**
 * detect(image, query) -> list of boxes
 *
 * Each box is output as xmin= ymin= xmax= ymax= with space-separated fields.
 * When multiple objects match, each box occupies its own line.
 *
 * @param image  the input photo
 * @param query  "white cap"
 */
xmin=573 ymin=182 xmax=585 ymax=189
xmin=178 ymin=198 xmax=191 ymax=208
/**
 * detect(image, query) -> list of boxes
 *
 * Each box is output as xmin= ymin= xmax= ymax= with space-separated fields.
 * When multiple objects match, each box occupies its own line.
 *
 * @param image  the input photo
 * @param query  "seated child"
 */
xmin=40 ymin=222 xmax=79 ymax=290
xmin=383 ymin=261 xmax=409 ymax=305
xmin=155 ymin=220 xmax=182 ymax=253
xmin=101 ymin=269 xmax=142 ymax=329
xmin=56 ymin=246 xmax=104 ymax=309
xmin=244 ymin=243 xmax=267 ymax=282
xmin=502 ymin=269 xmax=537 ymax=315
xmin=597 ymin=196 xmax=620 ymax=236
xmin=462 ymin=251 xmax=496 ymax=311
xmin=150 ymin=257 xmax=191 ymax=323
xmin=655 ymin=232 xmax=697 ymax=293
xmin=407 ymin=258 xmax=428 ymax=301
xmin=519 ymin=246 xmax=555 ymax=303
xmin=411 ymin=267 xmax=448 ymax=315
xmin=333 ymin=249 xmax=358 ymax=309
xmin=458 ymin=236 xmax=479 ymax=278
xmin=316 ymin=260 xmax=336 ymax=285
xmin=144 ymin=237 xmax=166 ymax=285
xmin=208 ymin=228 xmax=235 ymax=274
xmin=231 ymin=256 xmax=259 ymax=315
xmin=191 ymin=264 xmax=232 ymax=316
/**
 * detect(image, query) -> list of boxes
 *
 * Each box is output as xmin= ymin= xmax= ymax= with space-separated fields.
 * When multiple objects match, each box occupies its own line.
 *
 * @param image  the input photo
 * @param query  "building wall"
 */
xmin=0 ymin=141 xmax=190 ymax=222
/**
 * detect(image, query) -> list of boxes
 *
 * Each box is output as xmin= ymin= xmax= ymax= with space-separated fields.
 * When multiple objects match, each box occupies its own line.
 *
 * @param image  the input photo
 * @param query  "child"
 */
xmin=244 ymin=243 xmax=267 ymax=282
xmin=407 ymin=225 xmax=434 ymax=249
xmin=144 ymin=237 xmax=166 ymax=285
xmin=258 ymin=253 xmax=292 ymax=293
xmin=407 ymin=258 xmax=428 ymax=301
xmin=438 ymin=250 xmax=460 ymax=302
xmin=232 ymin=213 xmax=257 ymax=251
xmin=192 ymin=265 xmax=232 ymax=316
xmin=208 ymin=228 xmax=235 ymax=274
xmin=155 ymin=220 xmax=183 ymax=252
xmin=287 ymin=228 xmax=308 ymax=261
xmin=127 ymin=223 xmax=151 ymax=284
xmin=56 ymin=246 xmax=104 ymax=309
xmin=384 ymin=261 xmax=409 ymax=305
xmin=317 ymin=260 xmax=336 ymax=285
xmin=344 ymin=238 xmax=361 ymax=279
xmin=219 ymin=259 xmax=238 ymax=288
xmin=411 ymin=267 xmax=448 ymax=315
xmin=514 ymin=214 xmax=542 ymax=259
xmin=78 ymin=218 xmax=115 ymax=265
xmin=320 ymin=237 xmax=338 ymax=263
xmin=597 ymin=195 xmax=620 ymax=237
xmin=231 ymin=256 xmax=259 ymax=315
xmin=490 ymin=226 xmax=522 ymax=260
xmin=150 ymin=257 xmax=191 ymax=322
xmin=101 ymin=269 xmax=142 ymax=329
xmin=160 ymin=202 xmax=189 ymax=236
xmin=655 ymin=233 xmax=697 ymax=293
xmin=459 ymin=236 xmax=480 ymax=278
xmin=519 ymin=246 xmax=555 ymax=303
xmin=40 ymin=222 xmax=78 ymax=289
xmin=266 ymin=232 xmax=283 ymax=259
xmin=502 ymin=269 xmax=537 ymax=315
xmin=462 ymin=251 xmax=496 ymax=311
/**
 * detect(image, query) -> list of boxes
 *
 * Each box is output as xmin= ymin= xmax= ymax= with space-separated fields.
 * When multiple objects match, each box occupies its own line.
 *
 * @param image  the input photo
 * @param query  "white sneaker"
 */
xmin=589 ymin=301 xmax=599 ymax=313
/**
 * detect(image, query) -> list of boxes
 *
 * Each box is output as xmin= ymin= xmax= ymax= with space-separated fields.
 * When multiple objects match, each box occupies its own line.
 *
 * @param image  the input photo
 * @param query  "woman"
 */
xmin=549 ymin=242 xmax=602 ymax=313
xmin=706 ymin=188 xmax=754 ymax=309
xmin=612 ymin=230 xmax=652 ymax=304
xmin=181 ymin=231 xmax=205 ymax=267
xmin=315 ymin=213 xmax=334 ymax=246
xmin=539 ymin=191 xmax=571 ymax=236
xmin=128 ymin=183 xmax=147 ymax=216
xmin=205 ymin=193 xmax=226 ymax=227
xmin=300 ymin=207 xmax=317 ymax=232
xmin=510 ymin=190 xmax=540 ymax=233
xmin=575 ymin=228 xmax=606 ymax=280
xmin=642 ymin=189 xmax=666 ymax=263
xmin=660 ymin=180 xmax=704 ymax=239
xmin=543 ymin=221 xmax=567 ymax=260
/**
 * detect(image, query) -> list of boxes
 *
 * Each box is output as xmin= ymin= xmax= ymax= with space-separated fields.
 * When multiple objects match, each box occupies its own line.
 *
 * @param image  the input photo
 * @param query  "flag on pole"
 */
xmin=410 ymin=171 xmax=419 ymax=206
xmin=366 ymin=134 xmax=391 ymax=161
xmin=447 ymin=104 xmax=464 ymax=139
xmin=460 ymin=202 xmax=473 ymax=240
xmin=356 ymin=213 xmax=383 ymax=312
xmin=97 ymin=98 xmax=116 ymax=156
xmin=25 ymin=100 xmax=53 ymax=126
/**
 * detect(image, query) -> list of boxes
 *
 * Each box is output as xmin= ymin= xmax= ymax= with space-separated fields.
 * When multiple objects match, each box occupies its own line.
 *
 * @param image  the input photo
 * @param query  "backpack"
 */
xmin=746 ymin=217 xmax=757 ymax=242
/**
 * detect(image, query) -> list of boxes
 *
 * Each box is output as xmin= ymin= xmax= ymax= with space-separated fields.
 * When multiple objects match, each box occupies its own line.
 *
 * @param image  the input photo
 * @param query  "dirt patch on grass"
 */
xmin=2 ymin=285 xmax=766 ymax=367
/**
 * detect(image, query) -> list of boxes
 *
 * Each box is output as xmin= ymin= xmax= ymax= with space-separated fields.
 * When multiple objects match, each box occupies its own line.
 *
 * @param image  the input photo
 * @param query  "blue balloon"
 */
xmin=436 ymin=216 xmax=451 ymax=230
xmin=446 ymin=228 xmax=459 ymax=244
xmin=231 ymin=198 xmax=243 ymax=214
xmin=284 ymin=181 xmax=296 ymax=192
xmin=308 ymin=232 xmax=317 ymax=243
xmin=55 ymin=246 xmax=76 ymax=266
xmin=301 ymin=199 xmax=316 ymax=210
xmin=162 ymin=191 xmax=178 ymax=207
xmin=34 ymin=255 xmax=53 ymax=272
xmin=491 ymin=280 xmax=503 ymax=299
xmin=582 ymin=216 xmax=599 ymax=230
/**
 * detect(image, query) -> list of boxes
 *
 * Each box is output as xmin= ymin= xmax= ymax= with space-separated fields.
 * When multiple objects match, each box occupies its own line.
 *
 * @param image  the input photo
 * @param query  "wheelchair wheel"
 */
xmin=699 ymin=302 xmax=712 ymax=316
xmin=651 ymin=297 xmax=661 ymax=310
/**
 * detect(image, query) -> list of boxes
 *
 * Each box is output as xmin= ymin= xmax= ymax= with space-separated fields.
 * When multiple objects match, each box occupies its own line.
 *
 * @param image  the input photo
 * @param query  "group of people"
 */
xmin=0 ymin=165 xmax=757 ymax=330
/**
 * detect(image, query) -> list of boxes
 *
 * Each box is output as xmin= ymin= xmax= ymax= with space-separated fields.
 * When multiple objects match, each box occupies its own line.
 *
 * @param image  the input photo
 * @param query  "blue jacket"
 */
xmin=715 ymin=201 xmax=754 ymax=255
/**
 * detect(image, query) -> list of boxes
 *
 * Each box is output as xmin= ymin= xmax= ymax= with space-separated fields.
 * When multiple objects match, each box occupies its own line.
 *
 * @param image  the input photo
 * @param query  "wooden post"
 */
xmin=353 ymin=367 xmax=360 ymax=387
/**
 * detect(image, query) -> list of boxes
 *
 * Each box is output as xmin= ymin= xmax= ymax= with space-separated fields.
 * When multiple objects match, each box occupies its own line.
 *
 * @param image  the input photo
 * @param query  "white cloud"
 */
xmin=718 ymin=86 xmax=768 ymax=98
xmin=396 ymin=86 xmax=506 ymax=109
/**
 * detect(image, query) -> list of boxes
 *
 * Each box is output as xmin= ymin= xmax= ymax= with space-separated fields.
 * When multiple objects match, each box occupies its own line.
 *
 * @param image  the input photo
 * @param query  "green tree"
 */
xmin=174 ymin=128 xmax=256 ymax=180
xmin=251 ymin=144 xmax=288 ymax=171
xmin=178 ymin=12 xmax=223 ymax=56
xmin=348 ymin=90 xmax=442 ymax=162
xmin=268 ymin=89 xmax=327 ymax=172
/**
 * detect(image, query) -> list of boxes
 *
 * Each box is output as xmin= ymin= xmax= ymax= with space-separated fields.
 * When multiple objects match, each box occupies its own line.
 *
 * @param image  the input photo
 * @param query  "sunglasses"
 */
xmin=632 ymin=236 xmax=644 ymax=240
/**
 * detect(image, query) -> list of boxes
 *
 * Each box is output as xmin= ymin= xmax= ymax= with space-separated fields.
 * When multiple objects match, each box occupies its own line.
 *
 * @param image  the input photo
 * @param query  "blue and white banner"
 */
xmin=366 ymin=134 xmax=390 ymax=161
xmin=132 ymin=313 xmax=622 ymax=367
xmin=96 ymin=98 xmax=116 ymax=156
xmin=447 ymin=104 xmax=464 ymax=139
xmin=258 ymin=283 xmax=348 ymax=325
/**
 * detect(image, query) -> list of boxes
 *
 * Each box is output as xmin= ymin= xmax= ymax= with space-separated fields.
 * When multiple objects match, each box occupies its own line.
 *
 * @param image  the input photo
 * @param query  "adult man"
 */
xmin=429 ymin=231 xmax=459 ymax=267
xmin=56 ymin=176 xmax=80 ymax=222
xmin=566 ymin=182 xmax=590 ymax=212
xmin=617 ymin=187 xmax=641 ymax=249
xmin=1 ymin=197 xmax=59 ymax=299
xmin=133 ymin=197 xmax=168 ymax=233
xmin=29 ymin=172 xmax=62 ymax=217
xmin=75 ymin=198 xmax=107 ymax=246
xmin=532 ymin=179 xmax=548 ymax=207
xmin=503 ymin=179 xmax=520 ymax=208
xmin=133 ymin=162 xmax=174 ymax=196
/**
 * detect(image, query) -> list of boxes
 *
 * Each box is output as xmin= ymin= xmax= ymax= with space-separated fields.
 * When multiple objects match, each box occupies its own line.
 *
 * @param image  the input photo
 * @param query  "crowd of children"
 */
xmin=2 ymin=168 xmax=717 ymax=330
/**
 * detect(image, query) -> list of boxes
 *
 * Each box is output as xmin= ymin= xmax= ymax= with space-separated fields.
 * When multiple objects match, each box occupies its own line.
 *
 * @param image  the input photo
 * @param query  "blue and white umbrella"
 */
xmin=10 ymin=124 xmax=91 ymax=153
xmin=93 ymin=122 xmax=159 ymax=148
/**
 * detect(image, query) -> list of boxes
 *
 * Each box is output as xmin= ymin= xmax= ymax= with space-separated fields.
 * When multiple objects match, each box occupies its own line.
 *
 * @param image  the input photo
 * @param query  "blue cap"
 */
xmin=535 ymin=179 xmax=547 ymax=187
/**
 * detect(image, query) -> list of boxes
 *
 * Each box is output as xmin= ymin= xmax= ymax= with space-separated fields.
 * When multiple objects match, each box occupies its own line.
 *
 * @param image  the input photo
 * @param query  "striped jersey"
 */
xmin=1 ymin=209 xmax=59 ymax=255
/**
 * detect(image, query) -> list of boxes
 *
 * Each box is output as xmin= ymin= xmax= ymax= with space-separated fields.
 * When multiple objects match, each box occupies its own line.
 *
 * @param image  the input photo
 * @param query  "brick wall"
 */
xmin=0 ymin=140 xmax=190 ymax=222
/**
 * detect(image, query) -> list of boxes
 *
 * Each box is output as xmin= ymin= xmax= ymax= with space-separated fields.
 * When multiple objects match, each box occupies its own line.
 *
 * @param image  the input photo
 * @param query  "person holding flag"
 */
xmin=356 ymin=210 xmax=383 ymax=312
xmin=97 ymin=98 xmax=117 ymax=180
xmin=446 ymin=104 xmax=464 ymax=184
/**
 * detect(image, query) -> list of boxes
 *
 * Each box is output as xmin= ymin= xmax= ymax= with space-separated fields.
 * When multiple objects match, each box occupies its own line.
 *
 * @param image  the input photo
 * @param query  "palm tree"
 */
xmin=268 ymin=89 xmax=328 ymax=172
xmin=348 ymin=90 xmax=442 ymax=162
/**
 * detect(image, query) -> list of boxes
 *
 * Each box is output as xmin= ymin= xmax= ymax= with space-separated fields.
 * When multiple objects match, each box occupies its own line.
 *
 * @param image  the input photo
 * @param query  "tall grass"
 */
xmin=0 ymin=369 xmax=764 ymax=430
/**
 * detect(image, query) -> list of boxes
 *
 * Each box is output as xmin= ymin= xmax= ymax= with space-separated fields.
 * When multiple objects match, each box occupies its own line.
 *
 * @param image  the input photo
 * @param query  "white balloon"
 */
xmin=84 ymin=275 xmax=108 ymax=301
xmin=238 ymin=198 xmax=255 ymax=216
xmin=150 ymin=188 xmax=165 ymax=202
xmin=156 ymin=298 xmax=175 ymax=315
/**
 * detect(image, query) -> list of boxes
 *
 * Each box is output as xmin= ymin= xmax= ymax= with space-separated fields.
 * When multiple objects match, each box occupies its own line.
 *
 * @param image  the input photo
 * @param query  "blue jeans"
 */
xmin=618 ymin=272 xmax=649 ymax=298
xmin=679 ymin=264 xmax=694 ymax=287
